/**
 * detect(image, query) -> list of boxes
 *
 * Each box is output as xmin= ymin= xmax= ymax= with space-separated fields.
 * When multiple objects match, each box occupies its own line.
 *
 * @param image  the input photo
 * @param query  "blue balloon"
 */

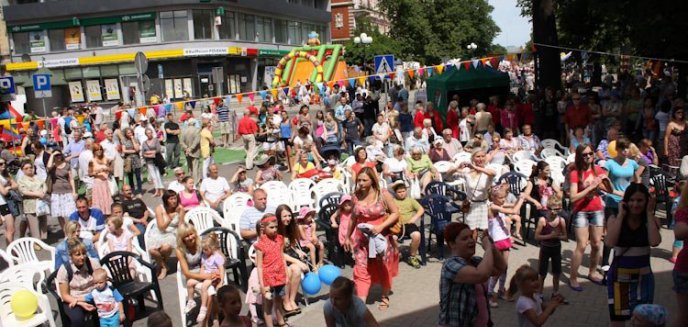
xmin=318 ymin=265 xmax=341 ymax=286
xmin=301 ymin=272 xmax=321 ymax=295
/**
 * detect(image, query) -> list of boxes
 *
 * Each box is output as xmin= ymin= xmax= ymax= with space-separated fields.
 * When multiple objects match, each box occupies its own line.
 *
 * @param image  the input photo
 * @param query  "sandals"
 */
xmin=378 ymin=296 xmax=390 ymax=311
xmin=157 ymin=266 xmax=168 ymax=280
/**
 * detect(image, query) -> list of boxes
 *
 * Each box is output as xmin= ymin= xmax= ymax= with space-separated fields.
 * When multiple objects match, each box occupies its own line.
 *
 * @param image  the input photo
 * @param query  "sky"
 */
xmin=488 ymin=0 xmax=532 ymax=48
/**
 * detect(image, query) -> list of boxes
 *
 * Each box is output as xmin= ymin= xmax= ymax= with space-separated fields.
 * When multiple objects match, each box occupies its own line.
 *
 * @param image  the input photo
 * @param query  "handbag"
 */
xmin=36 ymin=199 xmax=50 ymax=216
xmin=410 ymin=177 xmax=422 ymax=199
xmin=462 ymin=174 xmax=483 ymax=214
xmin=108 ymin=177 xmax=119 ymax=196
xmin=124 ymin=156 xmax=133 ymax=173
xmin=154 ymin=152 xmax=167 ymax=172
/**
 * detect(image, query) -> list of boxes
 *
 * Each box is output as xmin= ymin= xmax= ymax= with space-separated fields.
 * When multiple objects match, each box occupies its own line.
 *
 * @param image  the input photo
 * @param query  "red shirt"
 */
xmin=516 ymin=103 xmax=534 ymax=126
xmin=432 ymin=113 xmax=444 ymax=132
xmin=247 ymin=105 xmax=259 ymax=117
xmin=255 ymin=234 xmax=287 ymax=287
xmin=569 ymin=166 xmax=606 ymax=212
xmin=500 ymin=109 xmax=519 ymax=132
xmin=95 ymin=130 xmax=106 ymax=143
xmin=487 ymin=105 xmax=501 ymax=126
xmin=445 ymin=109 xmax=460 ymax=139
xmin=413 ymin=111 xmax=425 ymax=128
xmin=564 ymin=104 xmax=592 ymax=130
xmin=238 ymin=116 xmax=258 ymax=135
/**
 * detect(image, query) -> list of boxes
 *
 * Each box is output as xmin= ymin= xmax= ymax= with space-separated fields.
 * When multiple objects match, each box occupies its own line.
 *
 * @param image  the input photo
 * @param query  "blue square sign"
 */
xmin=0 ymin=76 xmax=15 ymax=94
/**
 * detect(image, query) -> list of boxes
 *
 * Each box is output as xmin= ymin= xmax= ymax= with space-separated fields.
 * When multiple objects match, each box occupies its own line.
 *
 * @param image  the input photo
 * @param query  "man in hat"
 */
xmin=167 ymin=167 xmax=186 ymax=193
xmin=180 ymin=118 xmax=202 ymax=184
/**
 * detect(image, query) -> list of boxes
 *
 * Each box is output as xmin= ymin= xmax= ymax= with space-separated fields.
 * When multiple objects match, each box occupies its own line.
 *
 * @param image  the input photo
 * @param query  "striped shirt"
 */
xmin=217 ymin=105 xmax=230 ymax=122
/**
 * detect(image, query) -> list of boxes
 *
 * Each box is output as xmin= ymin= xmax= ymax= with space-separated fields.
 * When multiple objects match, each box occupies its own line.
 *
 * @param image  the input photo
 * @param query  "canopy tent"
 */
xmin=426 ymin=65 xmax=510 ymax=120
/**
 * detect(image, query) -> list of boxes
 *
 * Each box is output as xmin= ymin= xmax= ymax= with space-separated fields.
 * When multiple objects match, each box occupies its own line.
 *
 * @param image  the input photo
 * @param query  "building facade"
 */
xmin=330 ymin=0 xmax=389 ymax=43
xmin=2 ymin=0 xmax=331 ymax=113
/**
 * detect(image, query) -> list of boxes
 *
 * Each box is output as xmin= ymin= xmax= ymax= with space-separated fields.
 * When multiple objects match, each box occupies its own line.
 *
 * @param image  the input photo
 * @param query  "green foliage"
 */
xmin=488 ymin=44 xmax=508 ymax=55
xmin=379 ymin=0 xmax=500 ymax=64
xmin=342 ymin=16 xmax=402 ymax=71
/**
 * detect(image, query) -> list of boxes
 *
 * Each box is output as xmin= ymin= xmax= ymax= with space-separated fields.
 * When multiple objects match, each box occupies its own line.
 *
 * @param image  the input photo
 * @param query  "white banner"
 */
xmin=69 ymin=81 xmax=84 ymax=103
xmin=183 ymin=48 xmax=228 ymax=57
xmin=86 ymin=80 xmax=102 ymax=101
xmin=40 ymin=58 xmax=79 ymax=68
xmin=104 ymin=79 xmax=120 ymax=100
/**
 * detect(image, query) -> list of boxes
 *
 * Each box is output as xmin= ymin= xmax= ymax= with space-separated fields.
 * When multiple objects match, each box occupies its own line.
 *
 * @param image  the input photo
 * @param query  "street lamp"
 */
xmin=353 ymin=33 xmax=373 ymax=73
xmin=467 ymin=42 xmax=477 ymax=59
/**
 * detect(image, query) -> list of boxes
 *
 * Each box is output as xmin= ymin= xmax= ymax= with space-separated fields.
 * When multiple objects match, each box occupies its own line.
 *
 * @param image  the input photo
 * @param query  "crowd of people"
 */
xmin=0 ymin=66 xmax=687 ymax=327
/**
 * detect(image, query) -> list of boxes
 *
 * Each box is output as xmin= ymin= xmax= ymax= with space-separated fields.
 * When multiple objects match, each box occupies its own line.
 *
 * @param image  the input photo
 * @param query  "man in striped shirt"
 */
xmin=216 ymin=99 xmax=232 ymax=147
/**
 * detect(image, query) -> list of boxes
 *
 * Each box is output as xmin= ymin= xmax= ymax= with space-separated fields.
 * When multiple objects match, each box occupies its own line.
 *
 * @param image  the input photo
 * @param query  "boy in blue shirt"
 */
xmin=73 ymin=268 xmax=124 ymax=327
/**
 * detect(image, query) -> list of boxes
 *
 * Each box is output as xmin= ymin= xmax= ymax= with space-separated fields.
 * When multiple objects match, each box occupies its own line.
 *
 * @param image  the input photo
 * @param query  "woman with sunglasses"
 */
xmin=568 ymin=144 xmax=611 ymax=291
xmin=47 ymin=151 xmax=77 ymax=230
xmin=664 ymin=107 xmax=685 ymax=167
xmin=0 ymin=158 xmax=18 ymax=244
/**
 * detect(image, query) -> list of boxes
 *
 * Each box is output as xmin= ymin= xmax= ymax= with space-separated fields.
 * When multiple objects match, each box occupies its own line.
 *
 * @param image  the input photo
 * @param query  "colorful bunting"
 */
xmin=426 ymin=67 xmax=434 ymax=76
xmin=435 ymin=65 xmax=444 ymax=74
xmin=271 ymin=89 xmax=278 ymax=99
xmin=236 ymin=94 xmax=243 ymax=104
xmin=472 ymin=59 xmax=480 ymax=68
xmin=174 ymin=102 xmax=184 ymax=111
xmin=349 ymin=78 xmax=356 ymax=87
xmin=358 ymin=76 xmax=366 ymax=86
xmin=225 ymin=95 xmax=232 ymax=104
xmin=481 ymin=58 xmax=490 ymax=66
xmin=247 ymin=93 xmax=255 ymax=102
xmin=327 ymin=81 xmax=335 ymax=89
xmin=259 ymin=90 xmax=267 ymax=99
xmin=463 ymin=61 xmax=471 ymax=70
xmin=388 ymin=73 xmax=396 ymax=80
xmin=317 ymin=82 xmax=324 ymax=92
xmin=407 ymin=70 xmax=415 ymax=79
xmin=490 ymin=57 xmax=500 ymax=68
xmin=282 ymin=88 xmax=289 ymax=97
xmin=418 ymin=68 xmax=425 ymax=77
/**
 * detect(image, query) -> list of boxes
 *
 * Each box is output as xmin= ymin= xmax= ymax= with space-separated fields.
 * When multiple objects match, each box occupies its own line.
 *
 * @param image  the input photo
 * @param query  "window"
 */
xmin=82 ymin=67 xmax=100 ymax=78
xmin=274 ymin=19 xmax=288 ymax=44
xmin=122 ymin=22 xmax=139 ymax=45
xmin=100 ymin=65 xmax=119 ymax=77
xmin=193 ymin=10 xmax=213 ymax=40
xmin=218 ymin=12 xmax=236 ymax=40
xmin=288 ymin=21 xmax=300 ymax=45
xmin=237 ymin=13 xmax=255 ymax=41
xmin=160 ymin=10 xmax=189 ymax=42
xmin=49 ymin=29 xmax=65 ymax=51
xmin=85 ymin=25 xmax=102 ymax=48
xmin=65 ymin=67 xmax=82 ymax=80
xmin=12 ymin=32 xmax=30 ymax=54
xmin=256 ymin=17 xmax=273 ymax=43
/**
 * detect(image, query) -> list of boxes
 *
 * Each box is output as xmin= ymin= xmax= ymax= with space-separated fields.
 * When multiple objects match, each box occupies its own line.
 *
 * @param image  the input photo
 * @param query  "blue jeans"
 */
xmin=346 ymin=139 xmax=362 ymax=155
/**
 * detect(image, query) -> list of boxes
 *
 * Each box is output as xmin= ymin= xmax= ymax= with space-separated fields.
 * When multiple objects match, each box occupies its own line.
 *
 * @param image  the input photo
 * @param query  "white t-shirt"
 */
xmin=167 ymin=180 xmax=185 ymax=193
xmin=100 ymin=140 xmax=118 ymax=161
xmin=106 ymin=229 xmax=134 ymax=252
xmin=372 ymin=122 xmax=390 ymax=143
xmin=78 ymin=150 xmax=94 ymax=188
xmin=383 ymin=157 xmax=408 ymax=174
xmin=488 ymin=213 xmax=510 ymax=242
xmin=516 ymin=295 xmax=543 ymax=327
xmin=200 ymin=177 xmax=230 ymax=203
xmin=459 ymin=119 xmax=470 ymax=142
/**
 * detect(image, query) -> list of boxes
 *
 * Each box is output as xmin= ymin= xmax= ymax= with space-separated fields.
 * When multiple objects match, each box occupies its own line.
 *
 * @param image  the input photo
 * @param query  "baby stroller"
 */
xmin=319 ymin=141 xmax=342 ymax=162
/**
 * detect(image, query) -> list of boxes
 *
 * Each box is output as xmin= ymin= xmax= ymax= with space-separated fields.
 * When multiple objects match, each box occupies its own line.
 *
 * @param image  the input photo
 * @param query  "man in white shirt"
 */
xmin=371 ymin=113 xmax=391 ymax=145
xmin=441 ymin=129 xmax=463 ymax=158
xmin=167 ymin=167 xmax=186 ymax=193
xmin=134 ymin=120 xmax=149 ymax=146
xmin=78 ymin=138 xmax=94 ymax=199
xmin=405 ymin=127 xmax=430 ymax=154
xmin=100 ymin=129 xmax=117 ymax=161
xmin=93 ymin=104 xmax=104 ymax=129
xmin=199 ymin=164 xmax=231 ymax=215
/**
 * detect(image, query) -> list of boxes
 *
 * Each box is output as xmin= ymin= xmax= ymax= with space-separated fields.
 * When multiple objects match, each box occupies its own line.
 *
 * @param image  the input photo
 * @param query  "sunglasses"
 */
xmin=582 ymin=152 xmax=594 ymax=157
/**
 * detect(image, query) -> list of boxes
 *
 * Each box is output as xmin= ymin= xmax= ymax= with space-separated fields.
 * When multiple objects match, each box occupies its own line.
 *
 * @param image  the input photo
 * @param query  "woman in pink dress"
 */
xmin=89 ymin=143 xmax=113 ymax=215
xmin=343 ymin=167 xmax=400 ymax=311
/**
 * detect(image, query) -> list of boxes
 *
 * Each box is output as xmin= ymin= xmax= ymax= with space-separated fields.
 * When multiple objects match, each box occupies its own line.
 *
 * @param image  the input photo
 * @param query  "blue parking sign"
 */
xmin=0 ymin=76 xmax=15 ymax=94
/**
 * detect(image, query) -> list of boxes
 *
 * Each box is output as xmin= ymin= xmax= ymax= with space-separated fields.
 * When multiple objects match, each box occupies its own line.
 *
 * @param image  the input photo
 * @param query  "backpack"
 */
xmin=63 ymin=257 xmax=94 ymax=283
xmin=63 ymin=117 xmax=73 ymax=135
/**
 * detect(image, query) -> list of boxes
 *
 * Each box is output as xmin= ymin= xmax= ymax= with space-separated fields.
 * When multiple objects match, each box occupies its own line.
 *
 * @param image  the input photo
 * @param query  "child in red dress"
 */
xmin=255 ymin=214 xmax=288 ymax=327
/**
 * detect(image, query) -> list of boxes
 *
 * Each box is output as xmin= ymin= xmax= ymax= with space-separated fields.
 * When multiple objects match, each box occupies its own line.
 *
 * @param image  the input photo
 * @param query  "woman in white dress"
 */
xmin=149 ymin=190 xmax=186 ymax=279
xmin=456 ymin=149 xmax=496 ymax=239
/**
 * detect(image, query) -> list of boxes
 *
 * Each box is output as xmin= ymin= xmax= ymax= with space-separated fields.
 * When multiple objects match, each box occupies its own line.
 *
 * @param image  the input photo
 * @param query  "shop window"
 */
xmin=122 ymin=22 xmax=139 ymax=45
xmin=218 ymin=12 xmax=236 ymax=40
xmin=122 ymin=20 xmax=157 ymax=45
xmin=237 ymin=13 xmax=256 ymax=41
xmin=256 ymin=17 xmax=273 ymax=43
xmin=193 ymin=10 xmax=213 ymax=40
xmin=82 ymin=66 xmax=100 ymax=78
xmin=118 ymin=64 xmax=136 ymax=75
xmin=49 ymin=29 xmax=66 ymax=51
xmin=275 ymin=19 xmax=288 ymax=44
xmin=65 ymin=67 xmax=82 ymax=80
xmin=85 ymin=25 xmax=102 ymax=48
xmin=288 ymin=21 xmax=300 ymax=45
xmin=161 ymin=10 xmax=189 ymax=42
xmin=12 ymin=32 xmax=30 ymax=54
xmin=100 ymin=65 xmax=119 ymax=77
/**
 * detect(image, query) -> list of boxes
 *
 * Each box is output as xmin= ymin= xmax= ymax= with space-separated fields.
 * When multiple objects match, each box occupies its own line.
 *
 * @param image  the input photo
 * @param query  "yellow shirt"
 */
xmin=200 ymin=128 xmax=213 ymax=158
xmin=294 ymin=162 xmax=315 ymax=175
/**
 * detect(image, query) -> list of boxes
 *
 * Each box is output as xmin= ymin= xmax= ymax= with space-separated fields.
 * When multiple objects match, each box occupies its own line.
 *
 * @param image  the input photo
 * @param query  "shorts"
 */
xmin=219 ymin=121 xmax=231 ymax=135
xmin=269 ymin=285 xmax=286 ymax=298
xmin=494 ymin=238 xmax=512 ymax=251
xmin=673 ymin=270 xmax=688 ymax=294
xmin=539 ymin=245 xmax=562 ymax=277
xmin=0 ymin=204 xmax=9 ymax=216
xmin=402 ymin=223 xmax=420 ymax=238
xmin=572 ymin=210 xmax=605 ymax=228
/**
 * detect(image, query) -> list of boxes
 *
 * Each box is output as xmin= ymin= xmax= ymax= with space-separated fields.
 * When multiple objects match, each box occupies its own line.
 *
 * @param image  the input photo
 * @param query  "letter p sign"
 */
xmin=33 ymin=74 xmax=51 ymax=91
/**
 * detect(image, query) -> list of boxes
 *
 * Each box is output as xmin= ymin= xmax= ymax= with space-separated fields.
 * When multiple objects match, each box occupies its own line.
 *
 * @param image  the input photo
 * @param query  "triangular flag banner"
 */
xmin=463 ymin=61 xmax=471 ymax=70
xmin=445 ymin=64 xmax=453 ymax=73
xmin=490 ymin=57 xmax=500 ymax=68
xmin=407 ymin=69 xmax=415 ymax=79
xmin=247 ymin=93 xmax=255 ymax=102
xmin=327 ymin=81 xmax=335 ymax=88
xmin=481 ymin=58 xmax=490 ymax=66
xmin=164 ymin=103 xmax=173 ymax=114
xmin=338 ymin=80 xmax=345 ymax=88
xmin=358 ymin=76 xmax=366 ymax=86
xmin=435 ymin=65 xmax=444 ymax=74
xmin=271 ymin=89 xmax=278 ymax=99
xmin=472 ymin=59 xmax=480 ymax=68
xmin=175 ymin=102 xmax=184 ymax=111
xmin=317 ymin=82 xmax=324 ymax=92
xmin=388 ymin=73 xmax=396 ymax=80
xmin=426 ymin=67 xmax=434 ymax=76
xmin=213 ymin=97 xmax=221 ymax=105
xmin=282 ymin=87 xmax=289 ymax=97
xmin=225 ymin=95 xmax=232 ymax=104
xmin=259 ymin=90 xmax=267 ymax=99
xmin=418 ymin=68 xmax=425 ymax=77
xmin=188 ymin=101 xmax=196 ymax=110
xmin=349 ymin=78 xmax=356 ymax=87
xmin=236 ymin=94 xmax=243 ymax=104
xmin=377 ymin=73 xmax=386 ymax=80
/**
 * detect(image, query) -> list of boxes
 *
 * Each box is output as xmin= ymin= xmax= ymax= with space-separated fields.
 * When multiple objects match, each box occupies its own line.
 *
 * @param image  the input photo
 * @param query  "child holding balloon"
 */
xmin=255 ymin=214 xmax=288 ymax=327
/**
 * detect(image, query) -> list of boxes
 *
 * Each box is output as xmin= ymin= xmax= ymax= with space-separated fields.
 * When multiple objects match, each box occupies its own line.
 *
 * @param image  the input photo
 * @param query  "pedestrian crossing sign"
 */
xmin=374 ymin=55 xmax=395 ymax=75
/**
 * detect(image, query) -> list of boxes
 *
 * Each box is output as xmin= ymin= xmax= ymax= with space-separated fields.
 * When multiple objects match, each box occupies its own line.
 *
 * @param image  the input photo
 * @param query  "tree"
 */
xmin=531 ymin=0 xmax=561 ymax=90
xmin=488 ymin=44 xmax=508 ymax=55
xmin=379 ymin=0 xmax=500 ymax=64
xmin=342 ymin=15 xmax=402 ymax=72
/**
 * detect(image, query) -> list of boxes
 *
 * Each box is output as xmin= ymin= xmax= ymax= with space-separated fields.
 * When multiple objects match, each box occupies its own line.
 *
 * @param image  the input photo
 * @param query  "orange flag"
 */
xmin=358 ymin=76 xmax=366 ymax=86
xmin=407 ymin=70 xmax=415 ymax=78
xmin=236 ymin=94 xmax=243 ymax=104
xmin=271 ymin=89 xmax=278 ymax=99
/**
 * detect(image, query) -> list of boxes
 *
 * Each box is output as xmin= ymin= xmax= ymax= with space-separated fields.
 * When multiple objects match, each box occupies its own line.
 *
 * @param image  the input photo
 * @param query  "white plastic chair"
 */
xmin=222 ymin=192 xmax=252 ymax=231
xmin=184 ymin=207 xmax=224 ymax=235
xmin=176 ymin=262 xmax=192 ymax=327
xmin=287 ymin=178 xmax=316 ymax=211
xmin=540 ymin=147 xmax=565 ymax=160
xmin=6 ymin=238 xmax=55 ymax=274
xmin=433 ymin=161 xmax=455 ymax=174
xmin=541 ymin=138 xmax=570 ymax=156
xmin=486 ymin=163 xmax=507 ymax=182
xmin=313 ymin=179 xmax=344 ymax=209
xmin=0 ymin=249 xmax=14 ymax=269
xmin=260 ymin=181 xmax=292 ymax=208
xmin=510 ymin=150 xmax=536 ymax=163
xmin=0 ymin=285 xmax=55 ymax=327
xmin=341 ymin=155 xmax=356 ymax=168
xmin=514 ymin=159 xmax=537 ymax=178
xmin=452 ymin=152 xmax=472 ymax=165
xmin=144 ymin=219 xmax=157 ymax=251
xmin=341 ymin=169 xmax=353 ymax=193
xmin=0 ymin=263 xmax=47 ymax=293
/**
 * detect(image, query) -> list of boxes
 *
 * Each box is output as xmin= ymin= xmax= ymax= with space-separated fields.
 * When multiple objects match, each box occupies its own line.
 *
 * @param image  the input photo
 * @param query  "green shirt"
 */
xmin=395 ymin=196 xmax=422 ymax=224
xmin=406 ymin=155 xmax=433 ymax=174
